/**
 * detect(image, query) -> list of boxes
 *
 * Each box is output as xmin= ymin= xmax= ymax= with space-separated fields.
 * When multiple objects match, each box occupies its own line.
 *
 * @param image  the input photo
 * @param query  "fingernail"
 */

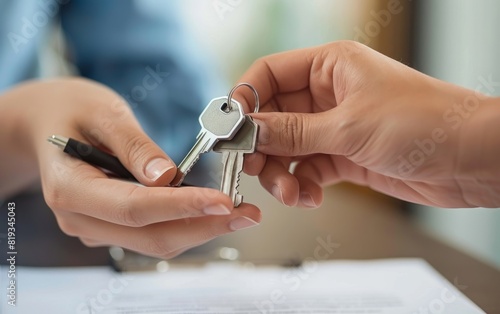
xmin=145 ymin=158 xmax=174 ymax=181
xmin=229 ymin=216 xmax=259 ymax=231
xmin=272 ymin=185 xmax=286 ymax=205
xmin=204 ymin=204 xmax=231 ymax=216
xmin=300 ymin=192 xmax=317 ymax=208
xmin=254 ymin=119 xmax=270 ymax=145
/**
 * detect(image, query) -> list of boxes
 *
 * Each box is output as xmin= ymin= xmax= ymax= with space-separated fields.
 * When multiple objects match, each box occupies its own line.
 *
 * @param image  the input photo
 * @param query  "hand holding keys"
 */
xmin=172 ymin=83 xmax=260 ymax=207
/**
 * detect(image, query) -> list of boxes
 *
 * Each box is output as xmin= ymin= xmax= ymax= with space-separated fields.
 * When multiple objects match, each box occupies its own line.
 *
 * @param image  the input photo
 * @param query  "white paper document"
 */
xmin=1 ymin=258 xmax=483 ymax=313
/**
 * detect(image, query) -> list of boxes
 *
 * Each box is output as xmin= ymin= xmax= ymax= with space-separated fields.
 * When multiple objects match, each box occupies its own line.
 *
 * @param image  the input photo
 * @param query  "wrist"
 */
xmin=0 ymin=84 xmax=40 ymax=197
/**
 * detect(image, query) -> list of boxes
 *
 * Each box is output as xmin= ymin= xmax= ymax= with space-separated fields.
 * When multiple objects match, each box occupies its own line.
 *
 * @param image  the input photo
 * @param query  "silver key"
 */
xmin=172 ymin=97 xmax=245 ymax=186
xmin=213 ymin=115 xmax=259 ymax=206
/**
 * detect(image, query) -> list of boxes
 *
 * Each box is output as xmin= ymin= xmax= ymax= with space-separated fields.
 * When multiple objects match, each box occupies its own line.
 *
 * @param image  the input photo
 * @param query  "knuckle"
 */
xmin=333 ymin=108 xmax=363 ymax=157
xmin=42 ymin=171 xmax=72 ymax=212
xmin=177 ymin=189 xmax=215 ymax=218
xmin=278 ymin=114 xmax=304 ymax=155
xmin=340 ymin=40 xmax=364 ymax=50
xmin=56 ymin=217 xmax=80 ymax=237
xmin=335 ymin=110 xmax=355 ymax=134
xmin=120 ymin=204 xmax=147 ymax=227
xmin=200 ymin=222 xmax=225 ymax=241
xmin=331 ymin=40 xmax=366 ymax=56
xmin=43 ymin=185 xmax=65 ymax=211
xmin=119 ymin=187 xmax=148 ymax=227
xmin=162 ymin=189 xmax=199 ymax=218
xmin=251 ymin=57 xmax=279 ymax=90
xmin=124 ymin=134 xmax=153 ymax=167
xmin=42 ymin=161 xmax=95 ymax=212
xmin=146 ymin=234 xmax=174 ymax=258
xmin=252 ymin=56 xmax=270 ymax=70
xmin=173 ymin=204 xmax=197 ymax=219
xmin=203 ymin=227 xmax=222 ymax=240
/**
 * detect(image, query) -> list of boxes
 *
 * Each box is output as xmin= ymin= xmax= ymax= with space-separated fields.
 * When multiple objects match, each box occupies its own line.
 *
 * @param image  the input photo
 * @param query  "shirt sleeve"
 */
xmin=60 ymin=0 xmax=225 ymax=164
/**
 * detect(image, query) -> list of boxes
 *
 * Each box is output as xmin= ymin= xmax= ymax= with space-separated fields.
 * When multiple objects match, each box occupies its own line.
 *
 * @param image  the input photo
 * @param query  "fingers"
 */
xmin=44 ymin=163 xmax=237 ymax=227
xmin=243 ymin=151 xmax=325 ymax=208
xmin=43 ymin=129 xmax=262 ymax=260
xmin=243 ymin=108 xmax=348 ymax=208
xmin=243 ymin=152 xmax=266 ymax=176
xmin=254 ymin=154 xmax=367 ymax=208
xmin=293 ymin=155 xmax=329 ymax=208
xmin=251 ymin=110 xmax=350 ymax=157
xmin=56 ymin=203 xmax=261 ymax=259
xmin=87 ymin=110 xmax=176 ymax=186
xmin=65 ymin=83 xmax=176 ymax=187
xmin=107 ymin=126 xmax=176 ymax=186
xmin=234 ymin=47 xmax=317 ymax=113
xmin=28 ymin=78 xmax=264 ymax=261
xmin=244 ymin=152 xmax=325 ymax=208
xmin=232 ymin=42 xmax=363 ymax=114
xmin=295 ymin=175 xmax=323 ymax=209
xmin=257 ymin=156 xmax=300 ymax=207
xmin=255 ymin=155 xmax=328 ymax=208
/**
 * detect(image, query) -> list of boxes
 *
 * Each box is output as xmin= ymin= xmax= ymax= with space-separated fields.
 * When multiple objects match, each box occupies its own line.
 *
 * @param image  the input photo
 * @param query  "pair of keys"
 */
xmin=171 ymin=83 xmax=260 ymax=207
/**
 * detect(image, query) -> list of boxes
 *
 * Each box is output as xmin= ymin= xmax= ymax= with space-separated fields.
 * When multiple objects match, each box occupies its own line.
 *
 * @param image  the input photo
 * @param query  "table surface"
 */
xmin=325 ymin=202 xmax=500 ymax=314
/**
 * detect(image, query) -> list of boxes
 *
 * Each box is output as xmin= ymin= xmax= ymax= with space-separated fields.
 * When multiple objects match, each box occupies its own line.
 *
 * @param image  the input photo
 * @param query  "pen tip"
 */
xmin=47 ymin=135 xmax=68 ymax=148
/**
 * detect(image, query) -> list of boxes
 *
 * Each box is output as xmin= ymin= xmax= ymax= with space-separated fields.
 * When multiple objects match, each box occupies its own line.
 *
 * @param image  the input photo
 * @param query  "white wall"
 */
xmin=413 ymin=0 xmax=500 ymax=268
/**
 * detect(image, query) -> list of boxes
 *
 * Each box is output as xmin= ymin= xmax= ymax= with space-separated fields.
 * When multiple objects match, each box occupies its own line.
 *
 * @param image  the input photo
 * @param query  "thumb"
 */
xmin=251 ymin=111 xmax=340 ymax=156
xmin=100 ymin=126 xmax=176 ymax=187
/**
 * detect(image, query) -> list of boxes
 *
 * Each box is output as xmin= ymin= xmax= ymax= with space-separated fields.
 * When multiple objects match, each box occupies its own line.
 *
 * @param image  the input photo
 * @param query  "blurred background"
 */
xmin=2 ymin=0 xmax=498 ymax=270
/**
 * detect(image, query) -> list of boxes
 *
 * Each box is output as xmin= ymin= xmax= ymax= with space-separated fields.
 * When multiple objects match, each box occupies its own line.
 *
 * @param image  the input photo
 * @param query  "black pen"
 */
xmin=47 ymin=135 xmax=190 ymax=186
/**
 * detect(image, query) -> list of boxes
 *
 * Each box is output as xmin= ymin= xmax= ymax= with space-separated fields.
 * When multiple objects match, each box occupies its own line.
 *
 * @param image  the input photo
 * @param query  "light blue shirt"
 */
xmin=0 ymin=0 xmax=223 ymax=164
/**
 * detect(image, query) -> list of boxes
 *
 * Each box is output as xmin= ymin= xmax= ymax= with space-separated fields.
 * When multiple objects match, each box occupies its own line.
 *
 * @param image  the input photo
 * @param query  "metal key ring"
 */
xmin=226 ymin=82 xmax=260 ymax=113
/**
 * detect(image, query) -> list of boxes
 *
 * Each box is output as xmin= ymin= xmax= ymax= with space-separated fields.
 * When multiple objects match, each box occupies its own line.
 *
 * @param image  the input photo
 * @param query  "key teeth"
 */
xmin=234 ymin=173 xmax=243 ymax=207
xmin=235 ymin=172 xmax=241 ymax=189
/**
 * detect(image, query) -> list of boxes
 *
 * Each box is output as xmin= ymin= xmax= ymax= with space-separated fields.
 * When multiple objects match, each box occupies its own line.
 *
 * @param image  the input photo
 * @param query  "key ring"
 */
xmin=226 ymin=82 xmax=260 ymax=113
